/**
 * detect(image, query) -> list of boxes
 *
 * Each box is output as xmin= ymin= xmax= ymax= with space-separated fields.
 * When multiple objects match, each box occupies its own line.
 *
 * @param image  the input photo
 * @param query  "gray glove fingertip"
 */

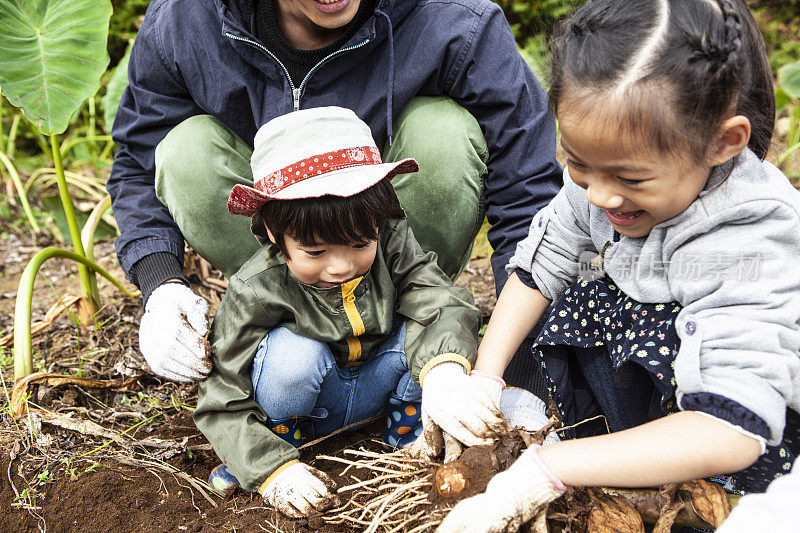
xmin=308 ymin=474 xmax=335 ymax=497
xmin=405 ymin=435 xmax=436 ymax=460
xmin=313 ymin=492 xmax=341 ymax=513
xmin=145 ymin=358 xmax=195 ymax=383
xmin=282 ymin=501 xmax=305 ymax=519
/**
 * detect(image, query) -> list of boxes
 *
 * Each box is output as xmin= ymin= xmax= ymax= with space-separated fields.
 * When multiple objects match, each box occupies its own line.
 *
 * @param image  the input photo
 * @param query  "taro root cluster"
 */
xmin=320 ymin=427 xmax=737 ymax=532
xmin=427 ymin=428 xmax=737 ymax=532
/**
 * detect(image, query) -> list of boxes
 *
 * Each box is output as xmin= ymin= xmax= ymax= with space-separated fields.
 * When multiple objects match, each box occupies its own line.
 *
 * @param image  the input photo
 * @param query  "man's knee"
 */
xmin=393 ymin=97 xmax=488 ymax=172
xmin=154 ymin=115 xmax=243 ymax=201
xmin=156 ymin=116 xmax=222 ymax=173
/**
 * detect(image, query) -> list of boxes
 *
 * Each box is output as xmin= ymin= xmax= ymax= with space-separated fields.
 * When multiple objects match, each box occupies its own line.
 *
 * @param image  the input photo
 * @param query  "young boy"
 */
xmin=193 ymin=107 xmax=482 ymax=517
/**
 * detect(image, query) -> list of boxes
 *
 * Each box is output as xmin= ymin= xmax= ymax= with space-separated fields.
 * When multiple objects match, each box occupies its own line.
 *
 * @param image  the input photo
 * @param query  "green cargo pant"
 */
xmin=154 ymin=97 xmax=488 ymax=280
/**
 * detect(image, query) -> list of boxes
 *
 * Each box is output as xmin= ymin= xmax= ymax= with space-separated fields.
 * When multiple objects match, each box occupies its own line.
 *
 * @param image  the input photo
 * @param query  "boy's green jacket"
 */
xmin=194 ymin=218 xmax=480 ymax=493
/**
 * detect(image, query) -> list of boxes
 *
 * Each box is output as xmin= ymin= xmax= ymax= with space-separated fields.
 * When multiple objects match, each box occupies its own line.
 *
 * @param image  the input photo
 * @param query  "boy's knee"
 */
xmin=254 ymin=329 xmax=332 ymax=390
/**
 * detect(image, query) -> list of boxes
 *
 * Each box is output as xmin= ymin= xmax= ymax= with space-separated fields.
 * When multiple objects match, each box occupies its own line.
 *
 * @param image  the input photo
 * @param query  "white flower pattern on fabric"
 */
xmin=226 ymin=145 xmax=393 ymax=216
xmin=256 ymin=147 xmax=382 ymax=198
xmin=531 ymin=277 xmax=800 ymax=495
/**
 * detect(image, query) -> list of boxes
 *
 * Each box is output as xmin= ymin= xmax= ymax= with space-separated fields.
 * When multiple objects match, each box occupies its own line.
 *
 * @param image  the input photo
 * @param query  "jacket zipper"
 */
xmin=225 ymin=32 xmax=370 ymax=111
xmin=341 ymin=278 xmax=366 ymax=365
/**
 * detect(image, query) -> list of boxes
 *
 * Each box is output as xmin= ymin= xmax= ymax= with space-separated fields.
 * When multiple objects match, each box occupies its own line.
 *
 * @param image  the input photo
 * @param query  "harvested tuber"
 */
xmin=425 ymin=425 xmax=737 ymax=530
xmin=432 ymin=429 xmax=530 ymax=501
xmin=682 ymin=479 xmax=732 ymax=528
xmin=434 ymin=464 xmax=469 ymax=498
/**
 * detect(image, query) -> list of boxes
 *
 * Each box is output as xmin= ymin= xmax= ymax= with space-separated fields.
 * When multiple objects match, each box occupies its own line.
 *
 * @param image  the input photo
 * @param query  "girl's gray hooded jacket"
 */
xmin=107 ymin=0 xmax=562 ymax=291
xmin=508 ymin=149 xmax=800 ymax=446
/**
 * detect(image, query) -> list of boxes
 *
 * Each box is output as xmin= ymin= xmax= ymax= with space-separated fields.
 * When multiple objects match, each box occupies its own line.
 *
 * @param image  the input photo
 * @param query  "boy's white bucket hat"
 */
xmin=228 ymin=106 xmax=419 ymax=217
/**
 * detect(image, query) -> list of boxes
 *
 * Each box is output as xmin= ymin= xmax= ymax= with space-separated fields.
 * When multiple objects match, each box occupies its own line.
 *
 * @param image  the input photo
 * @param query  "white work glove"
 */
xmin=260 ymin=462 xmax=341 ymax=518
xmin=437 ymin=444 xmax=567 ymax=532
xmin=138 ymin=282 xmax=211 ymax=382
xmin=500 ymin=387 xmax=561 ymax=446
xmin=408 ymin=363 xmax=509 ymax=461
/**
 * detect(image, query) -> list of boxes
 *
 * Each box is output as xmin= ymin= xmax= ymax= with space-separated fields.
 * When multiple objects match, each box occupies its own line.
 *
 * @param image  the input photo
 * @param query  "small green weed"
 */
xmin=33 ymin=353 xmax=45 ymax=373
xmin=12 ymin=486 xmax=41 ymax=511
xmin=0 ymin=346 xmax=12 ymax=367
xmin=36 ymin=469 xmax=55 ymax=486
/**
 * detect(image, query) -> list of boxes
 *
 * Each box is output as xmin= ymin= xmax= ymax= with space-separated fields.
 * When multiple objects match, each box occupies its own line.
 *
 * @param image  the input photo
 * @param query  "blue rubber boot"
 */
xmin=209 ymin=464 xmax=240 ymax=496
xmin=383 ymin=396 xmax=423 ymax=449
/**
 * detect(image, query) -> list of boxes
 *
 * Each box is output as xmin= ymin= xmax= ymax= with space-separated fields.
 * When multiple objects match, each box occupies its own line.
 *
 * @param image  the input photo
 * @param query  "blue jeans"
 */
xmin=251 ymin=324 xmax=421 ymax=438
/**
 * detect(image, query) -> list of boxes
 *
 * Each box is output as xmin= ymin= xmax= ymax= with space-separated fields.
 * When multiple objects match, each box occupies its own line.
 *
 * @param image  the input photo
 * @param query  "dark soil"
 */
xmin=0 ymin=424 xmax=388 ymax=533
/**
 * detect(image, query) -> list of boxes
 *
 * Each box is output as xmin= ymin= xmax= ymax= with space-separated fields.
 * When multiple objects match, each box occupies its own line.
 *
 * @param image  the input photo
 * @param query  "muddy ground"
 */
xmin=0 ymin=227 xmax=497 ymax=533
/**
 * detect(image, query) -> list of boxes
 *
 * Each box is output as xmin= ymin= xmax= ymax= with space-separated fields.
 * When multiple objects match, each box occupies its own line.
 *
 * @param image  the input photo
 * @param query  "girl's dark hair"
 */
xmin=549 ymin=0 xmax=774 ymax=161
xmin=257 ymin=177 xmax=405 ymax=256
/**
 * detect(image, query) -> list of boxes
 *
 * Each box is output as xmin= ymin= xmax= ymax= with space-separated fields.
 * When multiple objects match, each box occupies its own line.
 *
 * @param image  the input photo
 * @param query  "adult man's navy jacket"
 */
xmin=108 ymin=0 xmax=562 ymax=292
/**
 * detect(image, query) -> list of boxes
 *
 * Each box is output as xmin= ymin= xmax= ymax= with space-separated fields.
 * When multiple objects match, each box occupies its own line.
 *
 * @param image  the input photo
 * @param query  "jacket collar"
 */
xmin=214 ymin=0 xmax=418 ymax=40
xmin=214 ymin=0 xmax=418 ymax=150
xmin=261 ymin=243 xmax=372 ymax=305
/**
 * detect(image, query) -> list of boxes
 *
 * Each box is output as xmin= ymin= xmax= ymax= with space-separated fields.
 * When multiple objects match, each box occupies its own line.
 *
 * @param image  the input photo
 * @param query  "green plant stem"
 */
xmin=22 ymin=117 xmax=51 ymax=159
xmin=32 ymin=175 xmax=106 ymax=200
xmin=779 ymin=141 xmax=800 ymax=166
xmin=0 ymin=96 xmax=5 ymax=154
xmin=59 ymin=135 xmax=112 ymax=159
xmin=50 ymin=134 xmax=98 ymax=312
xmin=13 ymin=247 xmax=140 ymax=379
xmin=81 ymin=194 xmax=113 ymax=305
xmin=6 ymin=114 xmax=20 ymax=159
xmin=24 ymin=167 xmax=106 ymax=196
xmin=88 ymin=98 xmax=96 ymax=151
xmin=81 ymin=194 xmax=112 ymax=261
xmin=0 ymin=150 xmax=41 ymax=232
xmin=99 ymin=139 xmax=116 ymax=161
xmin=779 ymin=103 xmax=800 ymax=171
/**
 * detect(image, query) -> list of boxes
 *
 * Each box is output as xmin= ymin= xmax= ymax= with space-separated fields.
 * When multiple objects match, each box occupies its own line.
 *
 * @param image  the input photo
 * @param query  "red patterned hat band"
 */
xmin=256 ymin=146 xmax=383 ymax=195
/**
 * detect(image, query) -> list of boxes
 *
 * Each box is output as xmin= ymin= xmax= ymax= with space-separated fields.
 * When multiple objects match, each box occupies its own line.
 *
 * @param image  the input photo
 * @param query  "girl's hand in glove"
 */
xmin=437 ymin=444 xmax=567 ymax=533
xmin=410 ymin=363 xmax=510 ymax=461
xmin=260 ymin=462 xmax=341 ymax=518
xmin=138 ymin=282 xmax=212 ymax=382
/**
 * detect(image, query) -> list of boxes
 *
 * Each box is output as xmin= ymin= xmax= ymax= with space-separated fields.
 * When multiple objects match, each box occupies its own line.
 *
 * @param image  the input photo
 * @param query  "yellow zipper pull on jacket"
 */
xmin=341 ymin=277 xmax=365 ymax=364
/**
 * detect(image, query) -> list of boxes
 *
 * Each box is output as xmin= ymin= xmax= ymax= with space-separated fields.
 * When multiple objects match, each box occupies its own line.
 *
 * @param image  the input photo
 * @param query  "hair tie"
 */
xmin=716 ymin=0 xmax=742 ymax=69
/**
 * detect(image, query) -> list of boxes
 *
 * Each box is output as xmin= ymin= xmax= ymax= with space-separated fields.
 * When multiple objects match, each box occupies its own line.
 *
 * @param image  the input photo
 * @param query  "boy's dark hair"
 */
xmin=256 ymin=177 xmax=405 ymax=256
xmin=548 ymin=0 xmax=774 ymax=161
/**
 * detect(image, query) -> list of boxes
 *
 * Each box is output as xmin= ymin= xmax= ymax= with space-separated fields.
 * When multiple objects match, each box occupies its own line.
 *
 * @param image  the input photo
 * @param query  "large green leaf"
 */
xmin=102 ymin=40 xmax=132 ymax=133
xmin=779 ymin=60 xmax=800 ymax=100
xmin=0 ymin=0 xmax=112 ymax=135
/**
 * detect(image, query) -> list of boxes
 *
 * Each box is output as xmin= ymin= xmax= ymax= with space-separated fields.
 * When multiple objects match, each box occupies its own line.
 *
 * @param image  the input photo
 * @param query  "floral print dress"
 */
xmin=532 ymin=277 xmax=798 ymax=494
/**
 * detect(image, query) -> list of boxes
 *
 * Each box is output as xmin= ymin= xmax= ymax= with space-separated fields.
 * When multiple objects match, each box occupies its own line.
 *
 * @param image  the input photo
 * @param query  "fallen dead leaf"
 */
xmin=681 ymin=479 xmax=731 ymax=528
xmin=587 ymin=489 xmax=645 ymax=533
